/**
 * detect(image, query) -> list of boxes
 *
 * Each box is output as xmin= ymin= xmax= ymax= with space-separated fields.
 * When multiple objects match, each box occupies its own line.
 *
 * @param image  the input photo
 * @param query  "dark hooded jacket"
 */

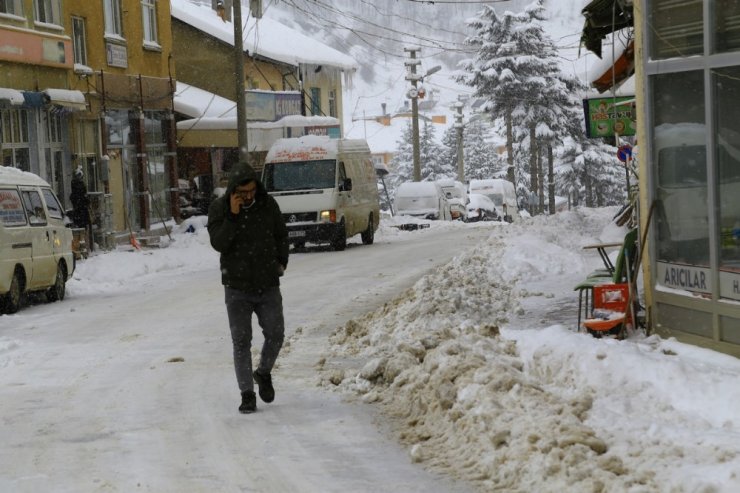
xmin=207 ymin=162 xmax=289 ymax=293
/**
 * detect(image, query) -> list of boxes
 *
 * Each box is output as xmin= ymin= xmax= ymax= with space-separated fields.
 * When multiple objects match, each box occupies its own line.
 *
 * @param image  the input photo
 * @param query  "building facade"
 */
xmin=1 ymin=0 xmax=177 ymax=244
xmin=66 ymin=0 xmax=177 ymax=236
xmin=639 ymin=0 xmax=740 ymax=356
xmin=0 ymin=0 xmax=84 ymax=212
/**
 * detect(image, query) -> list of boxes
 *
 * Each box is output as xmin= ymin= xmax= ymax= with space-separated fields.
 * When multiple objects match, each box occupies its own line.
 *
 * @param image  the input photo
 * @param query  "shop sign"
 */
xmin=305 ymin=125 xmax=341 ymax=138
xmin=0 ymin=26 xmax=71 ymax=68
xmin=657 ymin=261 xmax=712 ymax=295
xmin=720 ymin=270 xmax=740 ymax=302
xmin=274 ymin=92 xmax=302 ymax=120
xmin=583 ymin=96 xmax=636 ymax=138
xmin=106 ymin=43 xmax=127 ymax=68
xmin=246 ymin=91 xmax=275 ymax=121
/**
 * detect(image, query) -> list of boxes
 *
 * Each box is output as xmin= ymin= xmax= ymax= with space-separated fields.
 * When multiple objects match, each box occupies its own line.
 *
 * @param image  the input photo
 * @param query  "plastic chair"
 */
xmin=574 ymin=228 xmax=638 ymax=329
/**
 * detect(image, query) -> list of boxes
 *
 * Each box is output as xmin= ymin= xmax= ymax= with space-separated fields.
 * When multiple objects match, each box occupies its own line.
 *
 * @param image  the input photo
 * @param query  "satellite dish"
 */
xmin=406 ymin=88 xmax=418 ymax=99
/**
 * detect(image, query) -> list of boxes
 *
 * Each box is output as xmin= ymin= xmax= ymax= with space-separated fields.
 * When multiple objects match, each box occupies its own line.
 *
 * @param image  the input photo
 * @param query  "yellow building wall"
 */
xmin=172 ymin=19 xmax=293 ymax=102
xmin=65 ymin=0 xmax=174 ymax=105
xmin=0 ymin=1 xmax=71 ymax=91
xmin=634 ymin=3 xmax=653 ymax=333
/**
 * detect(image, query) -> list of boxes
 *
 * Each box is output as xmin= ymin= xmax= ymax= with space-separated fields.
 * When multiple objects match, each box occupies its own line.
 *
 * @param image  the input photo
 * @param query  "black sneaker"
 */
xmin=239 ymin=391 xmax=256 ymax=414
xmin=253 ymin=369 xmax=275 ymax=403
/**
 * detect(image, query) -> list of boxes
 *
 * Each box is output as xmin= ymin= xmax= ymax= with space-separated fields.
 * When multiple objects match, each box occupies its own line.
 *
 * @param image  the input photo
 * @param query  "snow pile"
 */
xmin=320 ymin=208 xmax=740 ymax=492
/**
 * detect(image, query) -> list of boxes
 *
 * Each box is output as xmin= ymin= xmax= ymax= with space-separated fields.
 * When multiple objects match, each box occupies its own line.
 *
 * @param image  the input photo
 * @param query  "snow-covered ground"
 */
xmin=2 ymin=209 xmax=739 ymax=492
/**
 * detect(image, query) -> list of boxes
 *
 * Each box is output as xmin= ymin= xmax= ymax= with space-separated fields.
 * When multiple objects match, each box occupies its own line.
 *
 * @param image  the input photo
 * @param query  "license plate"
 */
xmin=289 ymin=230 xmax=306 ymax=238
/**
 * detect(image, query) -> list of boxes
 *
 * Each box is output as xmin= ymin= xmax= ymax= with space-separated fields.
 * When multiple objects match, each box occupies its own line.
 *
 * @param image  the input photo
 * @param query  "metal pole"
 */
xmin=233 ymin=0 xmax=249 ymax=163
xmin=404 ymin=47 xmax=421 ymax=182
xmin=455 ymin=99 xmax=464 ymax=182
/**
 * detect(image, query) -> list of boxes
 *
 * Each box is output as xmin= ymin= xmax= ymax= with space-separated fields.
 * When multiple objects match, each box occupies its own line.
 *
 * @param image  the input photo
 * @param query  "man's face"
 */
xmin=235 ymin=181 xmax=257 ymax=205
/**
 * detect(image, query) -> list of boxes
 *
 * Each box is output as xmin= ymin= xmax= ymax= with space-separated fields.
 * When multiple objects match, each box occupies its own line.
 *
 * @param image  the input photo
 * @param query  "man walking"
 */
xmin=207 ymin=161 xmax=289 ymax=414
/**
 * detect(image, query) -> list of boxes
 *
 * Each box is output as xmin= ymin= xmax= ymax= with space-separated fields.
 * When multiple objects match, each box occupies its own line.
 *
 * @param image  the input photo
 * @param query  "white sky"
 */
xmin=2 ymin=208 xmax=738 ymax=491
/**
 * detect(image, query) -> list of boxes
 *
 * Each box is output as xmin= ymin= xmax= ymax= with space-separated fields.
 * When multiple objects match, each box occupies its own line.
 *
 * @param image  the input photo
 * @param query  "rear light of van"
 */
xmin=320 ymin=210 xmax=336 ymax=223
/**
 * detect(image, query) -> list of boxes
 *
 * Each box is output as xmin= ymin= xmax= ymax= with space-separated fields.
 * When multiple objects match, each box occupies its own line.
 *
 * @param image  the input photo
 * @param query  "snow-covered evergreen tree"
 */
xmin=441 ymin=118 xmax=500 ymax=181
xmin=555 ymin=135 xmax=626 ymax=207
xmin=388 ymin=121 xmax=415 ymax=195
xmin=419 ymin=120 xmax=453 ymax=181
xmin=458 ymin=1 xmax=550 ymax=185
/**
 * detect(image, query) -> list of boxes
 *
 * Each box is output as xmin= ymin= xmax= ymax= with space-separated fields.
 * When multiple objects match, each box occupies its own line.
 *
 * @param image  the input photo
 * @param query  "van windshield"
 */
xmin=264 ymin=160 xmax=336 ymax=192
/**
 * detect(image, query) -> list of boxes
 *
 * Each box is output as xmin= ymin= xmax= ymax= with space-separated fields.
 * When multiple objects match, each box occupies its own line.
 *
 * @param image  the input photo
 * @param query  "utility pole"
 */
xmin=453 ymin=98 xmax=464 ymax=182
xmin=404 ymin=46 xmax=422 ymax=182
xmin=233 ymin=0 xmax=248 ymax=163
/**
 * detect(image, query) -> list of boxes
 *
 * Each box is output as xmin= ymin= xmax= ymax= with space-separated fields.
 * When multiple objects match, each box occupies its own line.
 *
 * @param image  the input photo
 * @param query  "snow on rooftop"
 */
xmin=170 ymin=0 xmax=358 ymax=71
xmin=174 ymin=82 xmax=237 ymax=119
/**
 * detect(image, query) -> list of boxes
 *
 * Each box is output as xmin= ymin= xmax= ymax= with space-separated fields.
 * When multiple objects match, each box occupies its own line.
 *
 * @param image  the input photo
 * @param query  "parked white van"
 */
xmin=394 ymin=181 xmax=452 ymax=220
xmin=0 ymin=166 xmax=75 ymax=313
xmin=468 ymin=178 xmax=518 ymax=222
xmin=263 ymin=136 xmax=380 ymax=251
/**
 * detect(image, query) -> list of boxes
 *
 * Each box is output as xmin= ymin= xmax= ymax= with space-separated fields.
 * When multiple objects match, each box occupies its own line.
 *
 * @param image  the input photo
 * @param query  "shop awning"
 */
xmin=42 ymin=88 xmax=87 ymax=111
xmin=592 ymin=40 xmax=635 ymax=93
xmin=581 ymin=0 xmax=634 ymax=58
xmin=0 ymin=88 xmax=25 ymax=107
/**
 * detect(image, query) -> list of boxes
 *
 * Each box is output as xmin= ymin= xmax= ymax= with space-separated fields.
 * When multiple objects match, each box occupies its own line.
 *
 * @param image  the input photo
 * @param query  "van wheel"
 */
xmin=47 ymin=263 xmax=67 ymax=302
xmin=331 ymin=221 xmax=347 ymax=251
xmin=2 ymin=272 xmax=23 ymax=314
xmin=361 ymin=213 xmax=375 ymax=245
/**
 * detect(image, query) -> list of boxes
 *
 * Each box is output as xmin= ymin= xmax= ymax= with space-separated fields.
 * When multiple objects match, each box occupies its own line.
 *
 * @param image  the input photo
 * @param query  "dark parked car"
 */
xmin=465 ymin=193 xmax=500 ymax=222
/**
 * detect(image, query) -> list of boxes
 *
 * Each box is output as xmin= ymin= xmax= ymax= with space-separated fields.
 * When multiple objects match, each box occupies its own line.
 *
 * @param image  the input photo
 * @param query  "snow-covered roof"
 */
xmin=174 ymin=82 xmax=237 ymax=119
xmin=170 ymin=0 xmax=358 ymax=71
xmin=0 ymin=88 xmax=25 ymax=106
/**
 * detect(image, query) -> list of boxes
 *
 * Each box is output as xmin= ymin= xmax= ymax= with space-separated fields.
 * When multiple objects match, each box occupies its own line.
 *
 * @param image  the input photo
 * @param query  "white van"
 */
xmin=394 ymin=181 xmax=452 ymax=220
xmin=468 ymin=178 xmax=518 ymax=222
xmin=0 ymin=166 xmax=75 ymax=313
xmin=263 ymin=136 xmax=380 ymax=251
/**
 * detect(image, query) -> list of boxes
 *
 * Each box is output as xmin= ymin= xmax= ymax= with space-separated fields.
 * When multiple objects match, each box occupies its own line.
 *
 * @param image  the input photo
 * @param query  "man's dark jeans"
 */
xmin=225 ymin=286 xmax=285 ymax=393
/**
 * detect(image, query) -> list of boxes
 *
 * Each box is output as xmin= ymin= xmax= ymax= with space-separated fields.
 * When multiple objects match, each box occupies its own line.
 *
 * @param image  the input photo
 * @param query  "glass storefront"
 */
xmin=652 ymin=71 xmax=709 ymax=269
xmin=105 ymin=109 xmax=172 ymax=230
xmin=647 ymin=0 xmax=740 ymax=350
xmin=649 ymin=0 xmax=703 ymax=59
xmin=714 ymin=67 xmax=740 ymax=301
xmin=715 ymin=0 xmax=740 ymax=53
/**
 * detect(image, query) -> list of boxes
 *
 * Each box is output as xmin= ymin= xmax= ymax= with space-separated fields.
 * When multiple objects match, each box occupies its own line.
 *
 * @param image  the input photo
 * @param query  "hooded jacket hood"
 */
xmin=226 ymin=161 xmax=259 ymax=195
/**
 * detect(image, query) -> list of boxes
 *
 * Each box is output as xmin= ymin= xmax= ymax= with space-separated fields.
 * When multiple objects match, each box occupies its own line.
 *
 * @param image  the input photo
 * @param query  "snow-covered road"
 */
xmin=0 ymin=220 xmax=491 ymax=492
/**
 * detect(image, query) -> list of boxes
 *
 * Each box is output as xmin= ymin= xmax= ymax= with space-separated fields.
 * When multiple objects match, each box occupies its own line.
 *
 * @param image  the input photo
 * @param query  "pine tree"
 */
xmin=419 ymin=120 xmax=453 ymax=181
xmin=388 ymin=121 xmax=415 ymax=196
xmin=458 ymin=1 xmax=547 ymax=185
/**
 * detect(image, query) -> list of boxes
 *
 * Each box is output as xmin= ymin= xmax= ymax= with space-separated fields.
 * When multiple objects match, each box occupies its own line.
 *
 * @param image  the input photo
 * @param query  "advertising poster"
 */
xmin=583 ymin=96 xmax=636 ymax=138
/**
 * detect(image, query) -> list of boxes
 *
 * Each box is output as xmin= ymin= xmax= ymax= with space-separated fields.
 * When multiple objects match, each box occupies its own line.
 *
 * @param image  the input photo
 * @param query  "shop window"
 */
xmin=714 ymin=67 xmax=740 ymax=301
xmin=652 ymin=71 xmax=709 ymax=267
xmin=0 ymin=0 xmax=23 ymax=16
xmin=328 ymin=89 xmax=337 ymax=118
xmin=310 ymin=87 xmax=321 ymax=116
xmin=1 ymin=109 xmax=30 ymax=171
xmin=72 ymin=16 xmax=88 ymax=66
xmin=34 ymin=0 xmax=61 ymax=25
xmin=142 ymin=0 xmax=158 ymax=46
xmin=648 ymin=0 xmax=703 ymax=59
xmin=715 ymin=0 xmax=740 ymax=53
xmin=104 ymin=0 xmax=123 ymax=37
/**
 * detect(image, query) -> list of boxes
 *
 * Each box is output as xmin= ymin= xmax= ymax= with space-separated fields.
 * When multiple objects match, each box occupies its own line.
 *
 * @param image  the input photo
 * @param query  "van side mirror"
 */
xmin=340 ymin=178 xmax=353 ymax=191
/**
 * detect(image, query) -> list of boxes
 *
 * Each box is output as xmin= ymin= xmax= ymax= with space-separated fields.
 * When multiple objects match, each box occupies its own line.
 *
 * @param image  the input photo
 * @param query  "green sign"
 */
xmin=583 ymin=96 xmax=636 ymax=138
